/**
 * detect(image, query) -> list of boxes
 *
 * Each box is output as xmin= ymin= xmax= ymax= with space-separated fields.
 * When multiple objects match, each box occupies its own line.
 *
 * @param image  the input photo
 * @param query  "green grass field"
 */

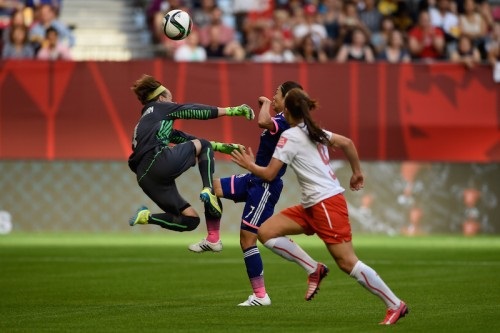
xmin=1 ymin=233 xmax=499 ymax=333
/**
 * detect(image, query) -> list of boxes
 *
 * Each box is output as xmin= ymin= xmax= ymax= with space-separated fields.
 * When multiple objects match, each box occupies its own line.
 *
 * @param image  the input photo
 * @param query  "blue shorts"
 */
xmin=220 ymin=173 xmax=283 ymax=233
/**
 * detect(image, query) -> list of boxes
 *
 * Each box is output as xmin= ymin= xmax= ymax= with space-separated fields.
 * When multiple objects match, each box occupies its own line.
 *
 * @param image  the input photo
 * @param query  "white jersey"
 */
xmin=273 ymin=124 xmax=345 ymax=208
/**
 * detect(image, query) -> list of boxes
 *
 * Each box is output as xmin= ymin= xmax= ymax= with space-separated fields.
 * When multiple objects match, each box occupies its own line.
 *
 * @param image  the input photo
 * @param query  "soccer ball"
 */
xmin=163 ymin=9 xmax=193 ymax=40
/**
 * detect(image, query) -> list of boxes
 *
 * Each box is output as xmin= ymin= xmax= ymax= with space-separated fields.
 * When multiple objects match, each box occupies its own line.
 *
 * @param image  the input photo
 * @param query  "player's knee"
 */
xmin=183 ymin=215 xmax=200 ymax=231
xmin=199 ymin=138 xmax=211 ymax=150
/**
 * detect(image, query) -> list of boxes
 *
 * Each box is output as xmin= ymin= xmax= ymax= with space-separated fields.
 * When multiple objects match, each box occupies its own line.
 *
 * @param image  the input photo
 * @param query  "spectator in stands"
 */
xmin=2 ymin=24 xmax=34 ymax=59
xmin=359 ymin=0 xmax=383 ymax=35
xmin=486 ymin=22 xmax=500 ymax=66
xmin=0 ymin=0 xmax=23 ymax=32
xmin=377 ymin=29 xmax=411 ymax=63
xmin=458 ymin=0 xmax=488 ymax=58
xmin=336 ymin=27 xmax=375 ymax=63
xmin=408 ymin=10 xmax=445 ymax=62
xmin=36 ymin=25 xmax=71 ymax=60
xmin=477 ymin=0 xmax=495 ymax=31
xmin=173 ymin=29 xmax=207 ymax=62
xmin=233 ymin=0 xmax=274 ymax=45
xmin=2 ymin=8 xmax=27 ymax=44
xmin=319 ymin=0 xmax=343 ymax=56
xmin=295 ymin=32 xmax=328 ymax=63
xmin=338 ymin=0 xmax=371 ymax=45
xmin=25 ymin=0 xmax=62 ymax=15
xmin=29 ymin=3 xmax=74 ymax=51
xmin=292 ymin=4 xmax=328 ymax=55
xmin=377 ymin=0 xmax=399 ymax=17
xmin=199 ymin=6 xmax=245 ymax=61
xmin=371 ymin=15 xmax=395 ymax=55
xmin=449 ymin=34 xmax=481 ymax=69
xmin=191 ymin=0 xmax=216 ymax=29
xmin=429 ymin=0 xmax=460 ymax=53
xmin=391 ymin=1 xmax=414 ymax=32
xmin=253 ymin=34 xmax=295 ymax=63
xmin=243 ymin=17 xmax=272 ymax=58
xmin=268 ymin=9 xmax=294 ymax=52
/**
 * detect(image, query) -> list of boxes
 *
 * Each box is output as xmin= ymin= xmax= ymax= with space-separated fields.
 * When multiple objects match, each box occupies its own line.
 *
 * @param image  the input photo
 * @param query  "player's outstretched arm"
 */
xmin=218 ymin=104 xmax=255 ymax=120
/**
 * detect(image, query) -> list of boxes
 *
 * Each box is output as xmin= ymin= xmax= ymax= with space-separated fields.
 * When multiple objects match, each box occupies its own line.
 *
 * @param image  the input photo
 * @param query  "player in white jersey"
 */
xmin=231 ymin=88 xmax=408 ymax=325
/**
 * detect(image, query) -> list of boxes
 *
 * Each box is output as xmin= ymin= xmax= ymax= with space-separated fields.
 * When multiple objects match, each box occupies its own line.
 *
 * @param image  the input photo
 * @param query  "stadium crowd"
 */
xmin=145 ymin=0 xmax=500 ymax=67
xmin=0 ymin=0 xmax=73 ymax=60
xmin=1 ymin=0 xmax=500 ymax=66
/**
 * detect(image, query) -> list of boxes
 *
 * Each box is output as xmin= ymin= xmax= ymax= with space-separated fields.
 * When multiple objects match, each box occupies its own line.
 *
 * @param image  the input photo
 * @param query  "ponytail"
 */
xmin=284 ymin=88 xmax=330 ymax=145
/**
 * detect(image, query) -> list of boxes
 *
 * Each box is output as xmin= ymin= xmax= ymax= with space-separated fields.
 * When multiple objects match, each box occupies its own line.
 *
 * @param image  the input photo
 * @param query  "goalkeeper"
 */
xmin=128 ymin=74 xmax=253 ymax=232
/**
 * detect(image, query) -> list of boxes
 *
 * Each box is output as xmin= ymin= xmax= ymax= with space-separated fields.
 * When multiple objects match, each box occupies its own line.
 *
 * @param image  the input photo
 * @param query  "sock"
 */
xmin=243 ymin=246 xmax=266 ymax=298
xmin=198 ymin=139 xmax=214 ymax=189
xmin=350 ymin=260 xmax=401 ymax=309
xmin=205 ymin=217 xmax=220 ymax=243
xmin=264 ymin=237 xmax=317 ymax=274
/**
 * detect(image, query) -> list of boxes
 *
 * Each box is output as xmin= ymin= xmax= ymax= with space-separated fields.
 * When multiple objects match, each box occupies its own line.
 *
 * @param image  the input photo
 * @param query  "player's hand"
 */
xmin=227 ymin=104 xmax=255 ymax=120
xmin=231 ymin=146 xmax=255 ymax=170
xmin=349 ymin=171 xmax=364 ymax=191
xmin=258 ymin=96 xmax=271 ymax=107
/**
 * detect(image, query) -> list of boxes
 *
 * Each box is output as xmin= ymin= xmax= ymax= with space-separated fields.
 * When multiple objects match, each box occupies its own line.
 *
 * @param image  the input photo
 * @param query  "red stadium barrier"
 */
xmin=0 ymin=60 xmax=498 ymax=162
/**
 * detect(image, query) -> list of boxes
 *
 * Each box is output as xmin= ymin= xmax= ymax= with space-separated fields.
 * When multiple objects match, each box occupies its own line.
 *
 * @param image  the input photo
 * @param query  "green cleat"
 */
xmin=211 ymin=142 xmax=245 ymax=155
xmin=129 ymin=206 xmax=150 ymax=226
xmin=227 ymin=104 xmax=255 ymax=120
xmin=200 ymin=187 xmax=222 ymax=218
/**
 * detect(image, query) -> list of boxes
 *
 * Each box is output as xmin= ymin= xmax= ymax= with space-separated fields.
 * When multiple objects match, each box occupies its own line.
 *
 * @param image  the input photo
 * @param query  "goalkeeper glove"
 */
xmin=211 ymin=142 xmax=245 ymax=155
xmin=226 ymin=104 xmax=255 ymax=120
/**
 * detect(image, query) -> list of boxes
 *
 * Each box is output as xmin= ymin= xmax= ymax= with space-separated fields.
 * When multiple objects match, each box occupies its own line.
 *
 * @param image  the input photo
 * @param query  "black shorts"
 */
xmin=136 ymin=142 xmax=196 ymax=214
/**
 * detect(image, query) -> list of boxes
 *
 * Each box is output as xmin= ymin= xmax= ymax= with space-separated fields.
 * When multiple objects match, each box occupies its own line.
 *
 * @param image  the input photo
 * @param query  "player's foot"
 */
xmin=238 ymin=293 xmax=271 ymax=306
xmin=129 ymin=206 xmax=150 ymax=226
xmin=305 ymin=263 xmax=329 ymax=301
xmin=200 ymin=187 xmax=222 ymax=218
xmin=379 ymin=301 xmax=408 ymax=325
xmin=211 ymin=142 xmax=244 ymax=155
xmin=188 ymin=238 xmax=223 ymax=253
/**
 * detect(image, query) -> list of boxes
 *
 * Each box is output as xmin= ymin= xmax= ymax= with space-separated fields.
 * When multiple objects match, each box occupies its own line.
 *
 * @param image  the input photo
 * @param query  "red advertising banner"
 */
xmin=0 ymin=61 xmax=498 ymax=162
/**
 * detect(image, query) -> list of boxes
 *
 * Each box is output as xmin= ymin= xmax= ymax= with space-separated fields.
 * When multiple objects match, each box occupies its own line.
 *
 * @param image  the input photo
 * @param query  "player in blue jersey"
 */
xmin=189 ymin=81 xmax=303 ymax=306
xmin=128 ymin=74 xmax=254 ymax=233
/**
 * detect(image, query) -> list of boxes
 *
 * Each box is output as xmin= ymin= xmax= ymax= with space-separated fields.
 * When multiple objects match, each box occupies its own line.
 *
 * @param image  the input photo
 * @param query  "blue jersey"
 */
xmin=220 ymin=112 xmax=290 ymax=233
xmin=254 ymin=112 xmax=289 ymax=179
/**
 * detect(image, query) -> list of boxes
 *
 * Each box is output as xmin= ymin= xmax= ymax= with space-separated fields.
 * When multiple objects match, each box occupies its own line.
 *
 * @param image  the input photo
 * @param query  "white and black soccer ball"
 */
xmin=163 ymin=9 xmax=193 ymax=41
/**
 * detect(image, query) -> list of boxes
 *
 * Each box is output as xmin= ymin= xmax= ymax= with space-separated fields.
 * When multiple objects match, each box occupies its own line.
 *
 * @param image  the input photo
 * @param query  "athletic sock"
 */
xmin=198 ymin=139 xmax=214 ymax=189
xmin=350 ymin=260 xmax=401 ymax=309
xmin=264 ymin=237 xmax=317 ymax=274
xmin=205 ymin=217 xmax=220 ymax=243
xmin=243 ymin=246 xmax=266 ymax=298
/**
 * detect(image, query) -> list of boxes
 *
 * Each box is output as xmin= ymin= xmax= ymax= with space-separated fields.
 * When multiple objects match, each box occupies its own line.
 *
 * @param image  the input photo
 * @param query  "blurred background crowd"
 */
xmin=1 ymin=0 xmax=500 ymax=65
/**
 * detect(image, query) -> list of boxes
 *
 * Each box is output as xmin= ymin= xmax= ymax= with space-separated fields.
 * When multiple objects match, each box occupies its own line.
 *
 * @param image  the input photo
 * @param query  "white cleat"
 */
xmin=188 ymin=239 xmax=223 ymax=253
xmin=238 ymin=293 xmax=271 ymax=306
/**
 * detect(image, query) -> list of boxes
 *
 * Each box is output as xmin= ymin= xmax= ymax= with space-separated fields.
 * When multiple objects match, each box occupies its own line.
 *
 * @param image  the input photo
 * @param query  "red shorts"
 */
xmin=281 ymin=194 xmax=352 ymax=244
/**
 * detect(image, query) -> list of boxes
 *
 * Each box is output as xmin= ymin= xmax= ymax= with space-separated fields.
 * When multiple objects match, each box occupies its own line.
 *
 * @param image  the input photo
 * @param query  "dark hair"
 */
xmin=9 ymin=25 xmax=29 ymax=44
xmin=45 ymin=26 xmax=58 ymax=38
xmin=280 ymin=81 xmax=303 ymax=96
xmin=131 ymin=74 xmax=166 ymax=105
xmin=284 ymin=88 xmax=329 ymax=145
